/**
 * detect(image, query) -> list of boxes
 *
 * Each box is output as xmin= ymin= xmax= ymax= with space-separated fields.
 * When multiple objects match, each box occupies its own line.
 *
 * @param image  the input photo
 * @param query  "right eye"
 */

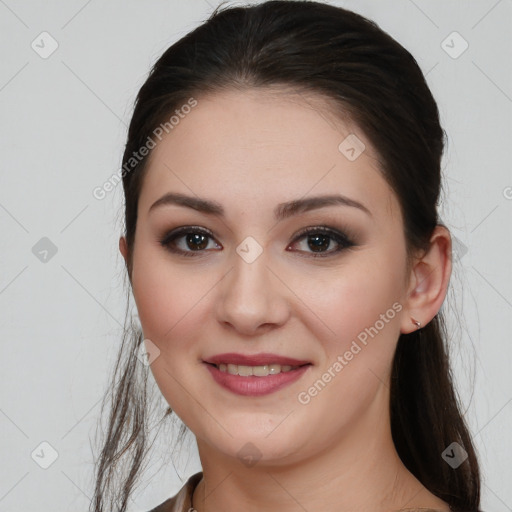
xmin=159 ymin=226 xmax=222 ymax=257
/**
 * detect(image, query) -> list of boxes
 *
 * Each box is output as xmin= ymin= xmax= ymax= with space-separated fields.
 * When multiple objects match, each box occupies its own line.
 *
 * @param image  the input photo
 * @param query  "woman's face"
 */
xmin=122 ymin=88 xmax=416 ymax=465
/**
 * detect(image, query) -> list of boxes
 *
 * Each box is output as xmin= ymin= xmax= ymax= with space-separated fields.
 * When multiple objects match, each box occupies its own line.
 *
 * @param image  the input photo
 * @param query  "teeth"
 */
xmin=217 ymin=363 xmax=296 ymax=376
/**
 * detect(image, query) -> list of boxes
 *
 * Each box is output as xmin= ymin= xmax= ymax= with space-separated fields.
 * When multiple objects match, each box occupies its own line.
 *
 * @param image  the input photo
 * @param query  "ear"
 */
xmin=400 ymin=225 xmax=452 ymax=334
xmin=119 ymin=235 xmax=128 ymax=263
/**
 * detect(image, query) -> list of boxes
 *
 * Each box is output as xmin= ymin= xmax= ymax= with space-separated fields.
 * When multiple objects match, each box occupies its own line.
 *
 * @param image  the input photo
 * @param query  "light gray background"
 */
xmin=1 ymin=1 xmax=511 ymax=511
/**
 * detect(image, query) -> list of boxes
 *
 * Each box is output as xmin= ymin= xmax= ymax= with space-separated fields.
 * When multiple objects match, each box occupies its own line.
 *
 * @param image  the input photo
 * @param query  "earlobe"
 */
xmin=400 ymin=226 xmax=452 ymax=334
xmin=119 ymin=236 xmax=128 ymax=262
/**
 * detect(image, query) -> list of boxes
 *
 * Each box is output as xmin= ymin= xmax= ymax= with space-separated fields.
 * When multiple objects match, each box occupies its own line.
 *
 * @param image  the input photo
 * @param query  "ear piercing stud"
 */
xmin=411 ymin=317 xmax=421 ymax=330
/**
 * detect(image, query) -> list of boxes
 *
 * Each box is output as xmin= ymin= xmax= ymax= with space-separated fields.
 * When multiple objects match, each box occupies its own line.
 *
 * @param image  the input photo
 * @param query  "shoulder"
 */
xmin=395 ymin=509 xmax=485 ymax=512
xmin=146 ymin=472 xmax=203 ymax=512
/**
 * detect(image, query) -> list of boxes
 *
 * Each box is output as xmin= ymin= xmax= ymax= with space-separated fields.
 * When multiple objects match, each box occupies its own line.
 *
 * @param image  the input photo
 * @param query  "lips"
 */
xmin=204 ymin=360 xmax=311 ymax=396
xmin=202 ymin=352 xmax=313 ymax=396
xmin=203 ymin=352 xmax=311 ymax=367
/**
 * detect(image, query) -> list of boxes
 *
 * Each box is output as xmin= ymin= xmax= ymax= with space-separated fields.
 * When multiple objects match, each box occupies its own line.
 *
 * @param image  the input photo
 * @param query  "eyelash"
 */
xmin=158 ymin=225 xmax=356 ymax=258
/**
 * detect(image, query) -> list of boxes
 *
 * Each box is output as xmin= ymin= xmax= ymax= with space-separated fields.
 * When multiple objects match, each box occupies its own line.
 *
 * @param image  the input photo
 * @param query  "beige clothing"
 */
xmin=146 ymin=471 xmax=452 ymax=512
xmin=147 ymin=472 xmax=202 ymax=511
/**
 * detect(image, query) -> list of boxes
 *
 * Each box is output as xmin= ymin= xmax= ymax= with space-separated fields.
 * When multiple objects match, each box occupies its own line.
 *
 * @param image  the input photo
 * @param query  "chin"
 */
xmin=198 ymin=427 xmax=307 ymax=467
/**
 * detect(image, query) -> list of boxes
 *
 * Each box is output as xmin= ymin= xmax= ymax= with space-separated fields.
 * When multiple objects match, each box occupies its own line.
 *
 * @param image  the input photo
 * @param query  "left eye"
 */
xmin=288 ymin=227 xmax=355 ymax=257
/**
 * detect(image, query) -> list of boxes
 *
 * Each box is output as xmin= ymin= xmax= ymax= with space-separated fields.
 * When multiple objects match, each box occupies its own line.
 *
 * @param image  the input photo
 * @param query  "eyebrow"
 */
xmin=148 ymin=192 xmax=372 ymax=220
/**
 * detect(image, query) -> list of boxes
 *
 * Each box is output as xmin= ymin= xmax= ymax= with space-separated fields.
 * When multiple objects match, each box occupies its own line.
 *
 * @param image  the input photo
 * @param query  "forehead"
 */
xmin=138 ymin=88 xmax=400 ymax=224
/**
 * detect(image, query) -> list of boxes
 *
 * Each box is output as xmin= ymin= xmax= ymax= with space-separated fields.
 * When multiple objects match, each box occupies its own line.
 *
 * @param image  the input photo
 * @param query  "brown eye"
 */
xmin=288 ymin=227 xmax=355 ymax=257
xmin=159 ymin=227 xmax=221 ymax=256
xmin=183 ymin=232 xmax=209 ymax=250
xmin=305 ymin=233 xmax=332 ymax=252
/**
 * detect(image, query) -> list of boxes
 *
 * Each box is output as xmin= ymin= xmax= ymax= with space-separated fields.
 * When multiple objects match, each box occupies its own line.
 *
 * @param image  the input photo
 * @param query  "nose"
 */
xmin=214 ymin=249 xmax=290 ymax=336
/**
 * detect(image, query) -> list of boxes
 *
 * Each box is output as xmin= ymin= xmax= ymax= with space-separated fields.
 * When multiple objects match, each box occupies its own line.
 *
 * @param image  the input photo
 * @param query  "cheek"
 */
xmin=130 ymin=249 xmax=216 ymax=423
xmin=290 ymin=256 xmax=405 ymax=442
xmin=292 ymin=247 xmax=406 ymax=368
xmin=131 ymin=245 xmax=212 ymax=351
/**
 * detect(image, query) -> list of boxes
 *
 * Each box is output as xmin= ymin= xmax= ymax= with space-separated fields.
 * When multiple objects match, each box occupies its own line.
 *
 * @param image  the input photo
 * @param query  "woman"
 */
xmin=90 ymin=2 xmax=482 ymax=511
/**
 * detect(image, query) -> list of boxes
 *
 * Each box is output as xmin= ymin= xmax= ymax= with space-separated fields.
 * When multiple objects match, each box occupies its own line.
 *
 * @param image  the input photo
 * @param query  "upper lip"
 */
xmin=204 ymin=352 xmax=311 ymax=366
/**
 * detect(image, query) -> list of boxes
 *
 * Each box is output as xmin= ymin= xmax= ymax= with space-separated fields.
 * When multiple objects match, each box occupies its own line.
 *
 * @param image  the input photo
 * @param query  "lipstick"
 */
xmin=203 ymin=352 xmax=312 ymax=396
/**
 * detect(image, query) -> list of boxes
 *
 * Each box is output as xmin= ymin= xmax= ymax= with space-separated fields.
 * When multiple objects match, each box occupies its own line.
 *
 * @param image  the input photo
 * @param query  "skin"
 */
xmin=119 ymin=88 xmax=452 ymax=512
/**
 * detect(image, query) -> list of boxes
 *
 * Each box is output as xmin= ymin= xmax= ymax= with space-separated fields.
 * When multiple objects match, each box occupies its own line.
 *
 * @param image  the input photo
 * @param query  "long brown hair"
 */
xmin=90 ymin=2 xmax=481 ymax=511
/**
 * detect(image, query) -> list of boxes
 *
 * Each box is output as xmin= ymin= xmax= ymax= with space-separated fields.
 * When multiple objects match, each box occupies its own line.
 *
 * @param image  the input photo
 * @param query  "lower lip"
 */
xmin=204 ymin=363 xmax=311 ymax=396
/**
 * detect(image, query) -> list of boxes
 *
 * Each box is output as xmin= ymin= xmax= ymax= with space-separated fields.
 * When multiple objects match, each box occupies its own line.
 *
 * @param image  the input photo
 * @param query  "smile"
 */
xmin=203 ymin=361 xmax=312 ymax=396
xmin=214 ymin=363 xmax=300 ymax=376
